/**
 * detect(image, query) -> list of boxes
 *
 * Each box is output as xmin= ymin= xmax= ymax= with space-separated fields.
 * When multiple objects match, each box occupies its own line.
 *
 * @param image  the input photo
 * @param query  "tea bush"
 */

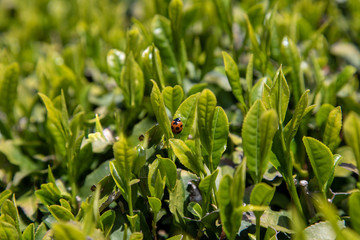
xmin=0 ymin=0 xmax=360 ymax=239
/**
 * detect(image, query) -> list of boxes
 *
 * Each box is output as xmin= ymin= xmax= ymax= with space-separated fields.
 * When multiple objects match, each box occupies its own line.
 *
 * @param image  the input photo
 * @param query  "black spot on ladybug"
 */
xmin=176 ymin=127 xmax=179 ymax=130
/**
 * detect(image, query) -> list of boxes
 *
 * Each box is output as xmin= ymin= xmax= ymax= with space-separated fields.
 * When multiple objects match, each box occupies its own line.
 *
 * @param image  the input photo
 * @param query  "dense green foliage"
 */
xmin=0 ymin=0 xmax=360 ymax=239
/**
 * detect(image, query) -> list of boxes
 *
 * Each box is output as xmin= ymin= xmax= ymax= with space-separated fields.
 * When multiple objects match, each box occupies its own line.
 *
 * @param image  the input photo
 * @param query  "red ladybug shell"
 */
xmin=171 ymin=118 xmax=183 ymax=134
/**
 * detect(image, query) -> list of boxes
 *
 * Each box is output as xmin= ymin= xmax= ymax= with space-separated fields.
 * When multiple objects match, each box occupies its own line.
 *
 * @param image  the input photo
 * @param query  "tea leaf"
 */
xmin=150 ymin=80 xmax=173 ymax=140
xmin=112 ymin=137 xmax=137 ymax=184
xmin=303 ymin=137 xmax=333 ymax=193
xmin=199 ymin=169 xmax=219 ymax=196
xmin=151 ymin=15 xmax=181 ymax=85
xmin=349 ymin=192 xmax=360 ymax=234
xmin=1 ymin=200 xmax=20 ymax=235
xmin=148 ymin=197 xmax=162 ymax=214
xmin=242 ymin=100 xmax=269 ymax=183
xmin=162 ymin=85 xmax=184 ymax=116
xmin=107 ymin=49 xmax=125 ymax=79
xmin=174 ymin=93 xmax=198 ymax=140
xmin=250 ymin=183 xmax=275 ymax=208
xmin=285 ymin=90 xmax=309 ymax=146
xmin=120 ymin=52 xmax=144 ymax=108
xmin=0 ymin=62 xmax=19 ymax=122
xmin=316 ymin=104 xmax=334 ymax=127
xmin=270 ymin=68 xmax=290 ymax=124
xmin=22 ymin=223 xmax=35 ymax=240
xmin=169 ymin=0 xmax=183 ymax=54
xmin=0 ymin=221 xmax=18 ymax=240
xmin=280 ymin=37 xmax=305 ymax=103
xmin=217 ymin=175 xmax=242 ymax=240
xmin=52 ymin=222 xmax=86 ymax=240
xmin=187 ymin=202 xmax=202 ymax=219
xmin=169 ymin=139 xmax=204 ymax=175
xmin=48 ymin=205 xmax=75 ymax=221
xmin=197 ymin=89 xmax=217 ymax=155
xmin=210 ymin=107 xmax=229 ymax=169
xmin=259 ymin=110 xmax=278 ymax=179
xmin=323 ymin=107 xmax=342 ymax=152
xmin=100 ymin=210 xmax=115 ymax=237
xmin=343 ymin=112 xmax=360 ymax=171
xmin=231 ymin=159 xmax=246 ymax=209
xmin=0 ymin=190 xmax=12 ymax=207
xmin=335 ymin=66 xmax=356 ymax=92
xmin=246 ymin=54 xmax=254 ymax=95
xmin=157 ymin=157 xmax=177 ymax=190
xmin=222 ymin=51 xmax=245 ymax=107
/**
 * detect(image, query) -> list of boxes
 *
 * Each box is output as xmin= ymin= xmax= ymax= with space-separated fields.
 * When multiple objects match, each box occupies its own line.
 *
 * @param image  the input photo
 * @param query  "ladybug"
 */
xmin=171 ymin=118 xmax=183 ymax=134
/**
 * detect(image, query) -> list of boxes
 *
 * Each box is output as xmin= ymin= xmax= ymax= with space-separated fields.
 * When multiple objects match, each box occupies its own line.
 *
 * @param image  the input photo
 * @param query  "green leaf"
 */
xmin=48 ymin=205 xmax=75 ymax=221
xmin=148 ymin=197 xmax=162 ymax=214
xmin=335 ymin=65 xmax=356 ymax=92
xmin=157 ymin=157 xmax=177 ymax=190
xmin=0 ymin=190 xmax=12 ymax=207
xmin=59 ymin=199 xmax=71 ymax=212
xmin=169 ymin=0 xmax=183 ymax=51
xmin=187 ymin=202 xmax=202 ymax=219
xmin=323 ymin=106 xmax=342 ymax=152
xmin=142 ymin=46 xmax=166 ymax=89
xmin=269 ymin=67 xmax=290 ymax=124
xmin=148 ymin=161 xmax=166 ymax=199
xmin=35 ymin=182 xmax=62 ymax=206
xmin=349 ymin=192 xmax=360 ymax=234
xmin=343 ymin=112 xmax=360 ymax=171
xmin=1 ymin=199 xmax=20 ymax=234
xmin=151 ymin=15 xmax=181 ymax=85
xmin=246 ymin=54 xmax=254 ymax=95
xmin=303 ymin=137 xmax=333 ymax=193
xmin=0 ymin=221 xmax=18 ymax=240
xmin=107 ymin=49 xmax=126 ymax=79
xmin=22 ymin=223 xmax=35 ymax=240
xmin=245 ymin=15 xmax=261 ymax=57
xmin=243 ymin=100 xmax=277 ymax=183
xmin=38 ymin=93 xmax=67 ymax=157
xmin=173 ymin=93 xmax=199 ymax=140
xmin=109 ymin=161 xmax=126 ymax=196
xmin=197 ymin=89 xmax=217 ymax=154
xmin=250 ymin=77 xmax=269 ymax=105
xmin=187 ymin=83 xmax=208 ymax=96
xmin=250 ymin=183 xmax=275 ymax=207
xmin=285 ymin=90 xmax=310 ymax=146
xmin=52 ymin=222 xmax=86 ymax=240
xmin=100 ymin=210 xmax=115 ymax=237
xmin=199 ymin=169 xmax=219 ymax=196
xmin=119 ymin=52 xmax=144 ymax=108
xmin=222 ymin=51 xmax=245 ymax=105
xmin=280 ymin=37 xmax=305 ymax=103
xmin=167 ymin=235 xmax=183 ymax=240
xmin=129 ymin=232 xmax=143 ymax=240
xmin=34 ymin=222 xmax=47 ymax=240
xmin=217 ymin=175 xmax=242 ymax=240
xmin=112 ymin=137 xmax=137 ymax=184
xmin=0 ymin=62 xmax=19 ymax=122
xmin=150 ymin=80 xmax=173 ymax=140
xmin=316 ymin=104 xmax=334 ymax=127
xmin=210 ymin=107 xmax=229 ymax=169
xmin=231 ymin=159 xmax=246 ymax=209
xmin=169 ymin=138 xmax=204 ymax=175
xmin=259 ymin=110 xmax=278 ymax=178
xmin=162 ymin=85 xmax=184 ymax=116
xmin=212 ymin=0 xmax=232 ymax=37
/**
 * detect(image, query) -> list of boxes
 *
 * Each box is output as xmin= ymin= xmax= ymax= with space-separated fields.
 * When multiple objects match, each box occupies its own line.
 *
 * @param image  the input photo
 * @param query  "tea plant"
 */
xmin=0 ymin=0 xmax=360 ymax=239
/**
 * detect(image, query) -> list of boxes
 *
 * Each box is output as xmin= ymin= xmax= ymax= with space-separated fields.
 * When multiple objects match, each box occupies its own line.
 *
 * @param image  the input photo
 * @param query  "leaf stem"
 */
xmin=255 ymin=214 xmax=261 ymax=240
xmin=128 ymin=183 xmax=134 ymax=217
